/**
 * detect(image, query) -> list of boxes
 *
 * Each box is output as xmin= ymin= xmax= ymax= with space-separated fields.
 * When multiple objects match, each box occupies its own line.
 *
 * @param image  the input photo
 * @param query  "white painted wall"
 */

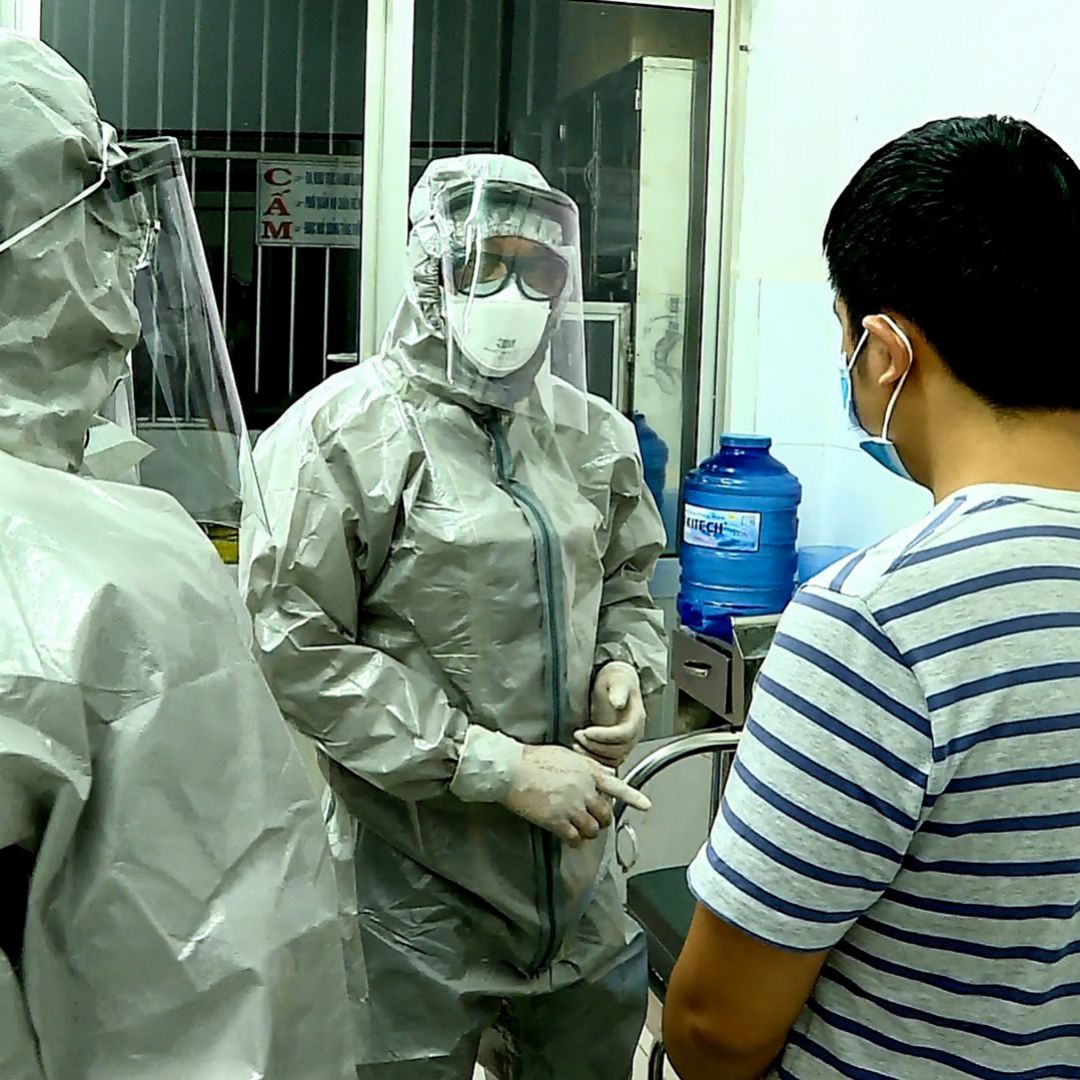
xmin=727 ymin=0 xmax=1080 ymax=550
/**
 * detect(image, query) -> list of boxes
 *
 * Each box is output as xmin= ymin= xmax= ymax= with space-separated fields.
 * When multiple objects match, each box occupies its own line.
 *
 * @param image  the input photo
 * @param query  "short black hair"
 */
xmin=824 ymin=116 xmax=1080 ymax=410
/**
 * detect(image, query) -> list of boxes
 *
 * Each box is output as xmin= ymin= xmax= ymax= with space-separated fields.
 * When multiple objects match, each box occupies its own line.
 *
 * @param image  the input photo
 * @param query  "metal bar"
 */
xmin=459 ymin=0 xmax=472 ymax=154
xmin=615 ymin=730 xmax=741 ymax=825
xmin=121 ymin=0 xmax=131 ymax=133
xmin=49 ymin=0 xmax=59 ymax=48
xmin=190 ymin=0 xmax=203 ymax=201
xmin=254 ymin=255 xmax=263 ymax=396
xmin=719 ymin=750 xmax=734 ymax=811
xmin=87 ymin=0 xmax=96 ymax=86
xmin=289 ymin=0 xmax=306 ymax=398
xmin=322 ymin=256 xmax=331 ymax=382
xmin=254 ymin=0 xmax=270 ymax=395
xmin=494 ymin=0 xmax=515 ymax=152
xmin=181 ymin=148 xmax=363 ymax=163
xmin=225 ymin=0 xmax=237 ymax=140
xmin=329 ymin=0 xmax=340 ymax=149
xmin=183 ymin=266 xmax=192 ymax=421
xmin=427 ymin=0 xmax=439 ymax=158
xmin=223 ymin=157 xmax=233 ymax=326
xmin=260 ymin=0 xmax=270 ymax=146
xmin=708 ymin=752 xmax=722 ymax=824
xmin=293 ymin=5 xmax=305 ymax=145
xmin=156 ymin=0 xmax=166 ymax=133
xmin=525 ymin=0 xmax=536 ymax=116
xmin=601 ymin=0 xmax=714 ymax=6
xmin=185 ymin=0 xmax=202 ymax=425
xmin=324 ymin=0 xmax=341 ymax=382
xmin=150 ymin=269 xmax=159 ymax=423
xmin=492 ymin=0 xmax=503 ymax=147
xmin=288 ymin=257 xmax=298 ymax=396
xmin=648 ymin=1041 xmax=668 ymax=1080
xmin=222 ymin=0 xmax=237 ymax=334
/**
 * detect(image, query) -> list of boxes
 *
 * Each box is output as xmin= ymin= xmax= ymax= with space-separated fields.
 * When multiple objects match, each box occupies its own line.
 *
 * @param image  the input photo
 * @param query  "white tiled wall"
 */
xmin=725 ymin=0 xmax=1080 ymax=551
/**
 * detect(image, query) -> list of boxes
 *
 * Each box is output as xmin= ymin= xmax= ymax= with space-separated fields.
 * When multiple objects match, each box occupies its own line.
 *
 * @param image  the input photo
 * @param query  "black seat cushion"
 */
xmin=627 ymin=865 xmax=696 ymax=992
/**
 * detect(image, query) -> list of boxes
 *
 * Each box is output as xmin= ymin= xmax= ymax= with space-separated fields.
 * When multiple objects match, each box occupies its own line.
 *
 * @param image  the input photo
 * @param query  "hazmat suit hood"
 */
xmin=405 ymin=153 xmax=557 ymax=334
xmin=394 ymin=153 xmax=587 ymax=425
xmin=0 ymin=31 xmax=142 ymax=473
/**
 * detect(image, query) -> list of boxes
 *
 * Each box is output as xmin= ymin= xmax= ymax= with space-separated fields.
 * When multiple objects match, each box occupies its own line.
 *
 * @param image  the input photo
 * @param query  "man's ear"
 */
xmin=863 ymin=313 xmax=913 ymax=389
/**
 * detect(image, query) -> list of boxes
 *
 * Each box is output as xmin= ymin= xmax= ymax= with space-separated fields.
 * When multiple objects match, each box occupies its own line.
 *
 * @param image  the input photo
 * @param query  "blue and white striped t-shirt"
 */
xmin=689 ymin=484 xmax=1080 ymax=1079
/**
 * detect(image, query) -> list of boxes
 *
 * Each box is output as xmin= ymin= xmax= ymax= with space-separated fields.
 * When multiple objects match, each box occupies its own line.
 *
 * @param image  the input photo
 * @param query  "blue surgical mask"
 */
xmin=841 ymin=314 xmax=914 ymax=481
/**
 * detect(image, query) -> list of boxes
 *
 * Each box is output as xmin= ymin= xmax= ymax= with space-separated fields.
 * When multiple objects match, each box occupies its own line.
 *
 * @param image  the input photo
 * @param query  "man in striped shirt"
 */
xmin=665 ymin=116 xmax=1080 ymax=1079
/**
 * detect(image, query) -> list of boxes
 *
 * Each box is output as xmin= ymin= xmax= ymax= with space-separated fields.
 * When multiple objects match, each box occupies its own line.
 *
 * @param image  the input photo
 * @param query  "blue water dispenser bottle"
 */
xmin=677 ymin=434 xmax=802 ymax=640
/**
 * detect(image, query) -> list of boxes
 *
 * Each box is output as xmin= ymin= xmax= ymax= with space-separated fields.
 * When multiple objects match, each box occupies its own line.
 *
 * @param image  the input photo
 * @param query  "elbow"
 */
xmin=663 ymin=1007 xmax=731 ymax=1080
xmin=663 ymin=1003 xmax=707 ymax=1074
xmin=664 ymin=981 xmax=781 ymax=1080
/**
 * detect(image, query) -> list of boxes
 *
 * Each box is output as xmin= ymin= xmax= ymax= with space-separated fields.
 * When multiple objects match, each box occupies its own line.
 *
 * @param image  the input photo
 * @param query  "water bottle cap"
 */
xmin=720 ymin=433 xmax=772 ymax=451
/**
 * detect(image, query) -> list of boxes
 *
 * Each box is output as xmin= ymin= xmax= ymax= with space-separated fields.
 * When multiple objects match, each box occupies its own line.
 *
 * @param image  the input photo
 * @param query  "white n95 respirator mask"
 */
xmin=445 ymin=280 xmax=552 ymax=378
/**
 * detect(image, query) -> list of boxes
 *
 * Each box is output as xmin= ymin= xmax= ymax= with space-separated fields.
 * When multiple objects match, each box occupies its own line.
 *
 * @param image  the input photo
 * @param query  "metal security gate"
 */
xmin=40 ymin=0 xmax=730 ymax=468
xmin=43 ymin=0 xmax=366 ymax=432
xmin=41 ymin=0 xmax=526 ymax=432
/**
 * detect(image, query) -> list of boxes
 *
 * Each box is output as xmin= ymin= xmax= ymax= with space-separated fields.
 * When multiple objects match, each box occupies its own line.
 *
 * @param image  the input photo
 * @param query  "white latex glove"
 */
xmin=451 ymin=727 xmax=651 ymax=847
xmin=574 ymin=661 xmax=646 ymax=767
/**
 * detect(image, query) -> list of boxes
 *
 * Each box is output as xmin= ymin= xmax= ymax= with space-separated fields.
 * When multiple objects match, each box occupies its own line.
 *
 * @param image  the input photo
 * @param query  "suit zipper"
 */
xmin=486 ymin=417 xmax=568 ymax=975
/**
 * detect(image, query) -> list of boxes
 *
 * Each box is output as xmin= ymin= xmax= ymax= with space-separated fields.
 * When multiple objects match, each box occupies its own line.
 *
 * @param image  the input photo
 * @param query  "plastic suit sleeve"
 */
xmin=592 ymin=451 xmax=669 ymax=698
xmin=243 ymin=422 xmax=473 ymax=803
xmin=0 ymin=694 xmax=87 ymax=1080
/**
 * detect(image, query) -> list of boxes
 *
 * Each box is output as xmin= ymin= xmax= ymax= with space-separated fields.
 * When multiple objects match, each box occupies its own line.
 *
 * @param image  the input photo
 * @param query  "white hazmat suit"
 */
xmin=243 ymin=155 xmax=668 ymax=1078
xmin=0 ymin=33 xmax=354 ymax=1080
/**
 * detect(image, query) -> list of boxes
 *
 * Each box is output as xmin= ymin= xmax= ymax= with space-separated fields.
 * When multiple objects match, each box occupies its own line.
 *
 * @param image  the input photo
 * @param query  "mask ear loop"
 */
xmin=846 ymin=329 xmax=869 ymax=374
xmin=876 ymin=315 xmax=914 ymax=442
xmin=0 ymin=123 xmax=111 ymax=256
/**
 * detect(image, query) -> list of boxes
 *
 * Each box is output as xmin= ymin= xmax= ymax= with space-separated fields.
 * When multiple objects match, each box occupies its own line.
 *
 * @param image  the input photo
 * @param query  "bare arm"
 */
xmin=665 ymin=905 xmax=827 ymax=1080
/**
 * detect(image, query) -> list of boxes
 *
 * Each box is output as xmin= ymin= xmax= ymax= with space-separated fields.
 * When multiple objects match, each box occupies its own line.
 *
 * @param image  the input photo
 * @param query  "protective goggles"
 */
xmin=451 ymin=242 xmax=569 ymax=302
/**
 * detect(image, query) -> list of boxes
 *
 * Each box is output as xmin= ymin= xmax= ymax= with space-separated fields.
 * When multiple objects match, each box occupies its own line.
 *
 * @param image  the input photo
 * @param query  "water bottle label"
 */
xmin=683 ymin=504 xmax=762 ymax=552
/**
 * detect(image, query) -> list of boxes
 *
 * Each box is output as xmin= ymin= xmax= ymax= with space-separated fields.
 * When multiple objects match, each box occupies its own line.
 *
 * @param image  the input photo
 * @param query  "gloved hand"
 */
xmin=450 ymin=727 xmax=651 ymax=847
xmin=574 ymin=661 xmax=646 ymax=767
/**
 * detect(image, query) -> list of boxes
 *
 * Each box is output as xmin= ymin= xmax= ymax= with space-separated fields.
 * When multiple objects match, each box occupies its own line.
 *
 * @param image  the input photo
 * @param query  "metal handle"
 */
xmin=682 ymin=661 xmax=711 ymax=680
xmin=615 ymin=730 xmax=741 ymax=871
xmin=616 ymin=823 xmax=640 ymax=873
xmin=616 ymin=730 xmax=741 ymax=824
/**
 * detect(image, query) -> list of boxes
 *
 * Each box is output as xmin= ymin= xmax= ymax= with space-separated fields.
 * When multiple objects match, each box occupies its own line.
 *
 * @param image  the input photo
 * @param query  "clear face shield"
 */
xmin=434 ymin=179 xmax=589 ymax=432
xmin=87 ymin=137 xmax=264 ymax=563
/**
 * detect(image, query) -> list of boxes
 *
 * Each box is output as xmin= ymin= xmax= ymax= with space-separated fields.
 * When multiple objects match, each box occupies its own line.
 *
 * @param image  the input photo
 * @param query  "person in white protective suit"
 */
xmin=242 ymin=154 xmax=669 ymax=1079
xmin=0 ymin=33 xmax=355 ymax=1080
